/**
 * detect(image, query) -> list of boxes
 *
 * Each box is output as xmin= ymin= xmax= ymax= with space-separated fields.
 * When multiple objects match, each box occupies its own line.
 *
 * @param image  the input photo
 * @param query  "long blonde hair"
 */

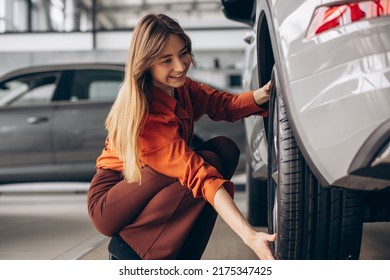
xmin=105 ymin=14 xmax=195 ymax=183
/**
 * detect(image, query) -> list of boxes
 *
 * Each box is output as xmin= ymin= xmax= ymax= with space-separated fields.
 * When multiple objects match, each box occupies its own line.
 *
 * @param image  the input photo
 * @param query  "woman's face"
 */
xmin=149 ymin=34 xmax=191 ymax=96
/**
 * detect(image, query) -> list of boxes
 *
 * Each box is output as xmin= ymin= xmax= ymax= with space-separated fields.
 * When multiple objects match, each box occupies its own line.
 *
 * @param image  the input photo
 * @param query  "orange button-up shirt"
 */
xmin=96 ymin=77 xmax=267 ymax=205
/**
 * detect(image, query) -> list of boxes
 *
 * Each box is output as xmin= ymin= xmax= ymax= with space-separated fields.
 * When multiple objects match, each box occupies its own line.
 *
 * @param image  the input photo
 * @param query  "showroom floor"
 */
xmin=0 ymin=179 xmax=389 ymax=260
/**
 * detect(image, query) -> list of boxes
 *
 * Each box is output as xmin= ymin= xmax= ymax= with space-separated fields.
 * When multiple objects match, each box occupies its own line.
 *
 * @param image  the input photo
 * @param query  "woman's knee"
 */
xmin=196 ymin=150 xmax=223 ymax=175
xmin=197 ymin=136 xmax=240 ymax=160
xmin=214 ymin=136 xmax=240 ymax=161
xmin=87 ymin=169 xmax=124 ymax=236
xmin=213 ymin=135 xmax=239 ymax=149
xmin=196 ymin=136 xmax=240 ymax=179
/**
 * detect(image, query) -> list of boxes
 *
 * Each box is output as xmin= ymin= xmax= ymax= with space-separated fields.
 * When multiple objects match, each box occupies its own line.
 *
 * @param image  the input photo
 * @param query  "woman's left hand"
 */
xmin=253 ymin=81 xmax=271 ymax=106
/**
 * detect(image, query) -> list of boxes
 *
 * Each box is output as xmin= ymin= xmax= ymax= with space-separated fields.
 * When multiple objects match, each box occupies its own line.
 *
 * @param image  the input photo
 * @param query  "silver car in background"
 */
xmin=222 ymin=0 xmax=390 ymax=259
xmin=0 ymin=64 xmax=124 ymax=183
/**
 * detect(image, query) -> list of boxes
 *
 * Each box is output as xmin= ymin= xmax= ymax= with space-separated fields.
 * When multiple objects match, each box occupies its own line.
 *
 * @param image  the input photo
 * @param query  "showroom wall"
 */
xmin=0 ymin=0 xmax=251 ymax=91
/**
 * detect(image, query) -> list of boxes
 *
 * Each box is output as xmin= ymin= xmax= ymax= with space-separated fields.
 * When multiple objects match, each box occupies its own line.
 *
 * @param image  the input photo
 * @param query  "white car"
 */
xmin=222 ymin=0 xmax=390 ymax=259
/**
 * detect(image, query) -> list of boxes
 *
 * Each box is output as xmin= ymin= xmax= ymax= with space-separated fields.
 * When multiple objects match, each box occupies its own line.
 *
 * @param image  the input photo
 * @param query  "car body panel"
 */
xmin=52 ymin=101 xmax=111 ymax=177
xmin=274 ymin=1 xmax=390 ymax=188
xmin=0 ymin=105 xmax=53 ymax=166
xmin=53 ymin=102 xmax=110 ymax=162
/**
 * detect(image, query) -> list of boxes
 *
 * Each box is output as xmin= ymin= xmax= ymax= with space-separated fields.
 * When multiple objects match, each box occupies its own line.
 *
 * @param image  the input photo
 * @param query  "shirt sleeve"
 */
xmin=187 ymin=78 xmax=268 ymax=122
xmin=139 ymin=114 xmax=234 ymax=206
xmin=96 ymin=138 xmax=124 ymax=171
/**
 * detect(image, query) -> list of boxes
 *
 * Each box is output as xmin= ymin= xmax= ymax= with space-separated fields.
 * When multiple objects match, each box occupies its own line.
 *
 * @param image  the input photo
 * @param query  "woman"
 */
xmin=87 ymin=13 xmax=275 ymax=260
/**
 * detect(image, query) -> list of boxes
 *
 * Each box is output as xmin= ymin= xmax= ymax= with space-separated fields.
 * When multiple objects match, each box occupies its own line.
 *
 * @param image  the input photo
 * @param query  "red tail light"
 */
xmin=307 ymin=0 xmax=390 ymax=38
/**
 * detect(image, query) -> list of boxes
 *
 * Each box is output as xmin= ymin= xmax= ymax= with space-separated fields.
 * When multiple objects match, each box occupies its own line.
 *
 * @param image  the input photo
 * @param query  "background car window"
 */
xmin=70 ymin=70 xmax=122 ymax=102
xmin=0 ymin=73 xmax=58 ymax=107
xmin=0 ymin=80 xmax=29 ymax=106
xmin=11 ymin=83 xmax=56 ymax=106
xmin=89 ymin=81 xmax=121 ymax=102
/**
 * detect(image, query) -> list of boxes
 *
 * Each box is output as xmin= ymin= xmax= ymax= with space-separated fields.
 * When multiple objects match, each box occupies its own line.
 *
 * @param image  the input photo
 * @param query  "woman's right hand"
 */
xmin=253 ymin=81 xmax=272 ymax=106
xmin=244 ymin=231 xmax=276 ymax=260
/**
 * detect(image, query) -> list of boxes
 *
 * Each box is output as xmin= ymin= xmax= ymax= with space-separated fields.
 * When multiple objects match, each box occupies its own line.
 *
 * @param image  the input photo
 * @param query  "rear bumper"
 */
xmin=333 ymin=119 xmax=390 ymax=191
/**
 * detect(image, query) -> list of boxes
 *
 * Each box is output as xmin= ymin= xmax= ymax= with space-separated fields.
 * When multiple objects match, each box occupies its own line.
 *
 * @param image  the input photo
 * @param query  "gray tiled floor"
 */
xmin=0 ymin=188 xmax=106 ymax=260
xmin=1 ymin=180 xmax=389 ymax=260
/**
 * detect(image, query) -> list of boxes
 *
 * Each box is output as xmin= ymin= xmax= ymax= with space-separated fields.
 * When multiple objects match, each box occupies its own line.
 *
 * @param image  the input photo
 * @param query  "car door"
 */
xmin=52 ymin=69 xmax=123 ymax=180
xmin=0 ymin=71 xmax=60 ymax=181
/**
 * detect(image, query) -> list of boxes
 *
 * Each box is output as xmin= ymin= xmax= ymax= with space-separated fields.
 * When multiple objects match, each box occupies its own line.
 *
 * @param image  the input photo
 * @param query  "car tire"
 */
xmin=267 ymin=68 xmax=364 ymax=260
xmin=246 ymin=155 xmax=267 ymax=227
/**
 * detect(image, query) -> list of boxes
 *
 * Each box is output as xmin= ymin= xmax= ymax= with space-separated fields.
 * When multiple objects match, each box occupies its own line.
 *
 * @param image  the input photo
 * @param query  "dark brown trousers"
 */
xmin=87 ymin=136 xmax=239 ymax=259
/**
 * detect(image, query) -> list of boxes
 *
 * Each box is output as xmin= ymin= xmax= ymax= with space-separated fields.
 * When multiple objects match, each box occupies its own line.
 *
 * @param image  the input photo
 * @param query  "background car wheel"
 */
xmin=267 ymin=68 xmax=364 ymax=260
xmin=246 ymin=154 xmax=267 ymax=227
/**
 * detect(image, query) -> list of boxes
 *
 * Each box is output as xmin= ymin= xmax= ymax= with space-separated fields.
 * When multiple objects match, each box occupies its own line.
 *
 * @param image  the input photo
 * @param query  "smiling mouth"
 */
xmin=170 ymin=73 xmax=184 ymax=78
